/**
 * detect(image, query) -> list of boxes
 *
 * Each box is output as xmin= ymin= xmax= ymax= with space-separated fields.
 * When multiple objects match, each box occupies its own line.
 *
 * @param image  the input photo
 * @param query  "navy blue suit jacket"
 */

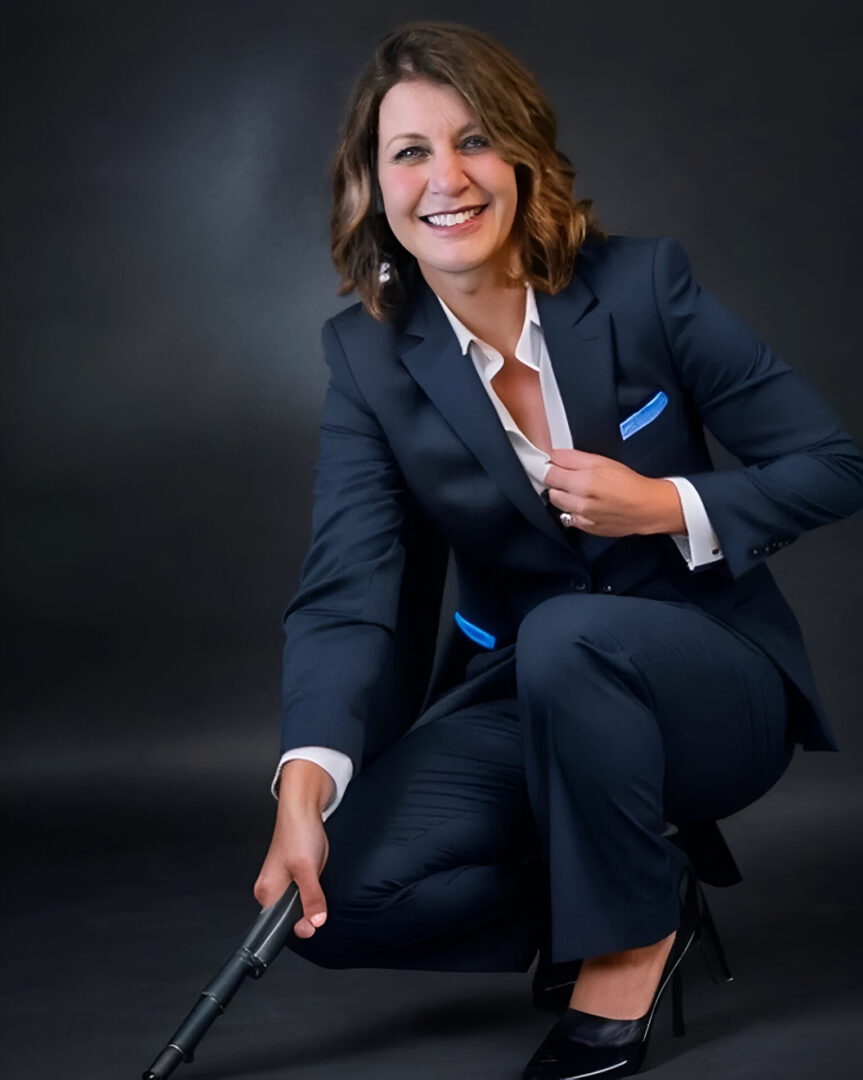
xmin=280 ymin=235 xmax=863 ymax=779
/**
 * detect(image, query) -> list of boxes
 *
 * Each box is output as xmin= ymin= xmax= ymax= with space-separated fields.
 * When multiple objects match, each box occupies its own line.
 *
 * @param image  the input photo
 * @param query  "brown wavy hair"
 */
xmin=329 ymin=20 xmax=608 ymax=322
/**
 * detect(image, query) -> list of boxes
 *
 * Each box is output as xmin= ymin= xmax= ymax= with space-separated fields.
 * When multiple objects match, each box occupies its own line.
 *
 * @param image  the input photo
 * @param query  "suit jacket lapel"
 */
xmin=535 ymin=290 xmax=622 ymax=461
xmin=397 ymin=265 xmax=620 ymax=558
xmin=536 ymin=286 xmax=622 ymax=564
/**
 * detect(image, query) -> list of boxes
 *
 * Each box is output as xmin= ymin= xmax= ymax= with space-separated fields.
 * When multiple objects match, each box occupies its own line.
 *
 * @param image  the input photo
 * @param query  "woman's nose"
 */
xmin=428 ymin=148 xmax=469 ymax=195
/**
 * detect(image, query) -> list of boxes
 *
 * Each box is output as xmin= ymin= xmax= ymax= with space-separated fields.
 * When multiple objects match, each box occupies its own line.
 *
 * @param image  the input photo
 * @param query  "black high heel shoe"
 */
xmin=522 ymin=864 xmax=733 ymax=1079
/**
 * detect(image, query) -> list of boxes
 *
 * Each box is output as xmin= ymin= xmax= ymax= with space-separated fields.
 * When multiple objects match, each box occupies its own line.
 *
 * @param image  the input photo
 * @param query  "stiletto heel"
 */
xmin=696 ymin=888 xmax=734 ymax=983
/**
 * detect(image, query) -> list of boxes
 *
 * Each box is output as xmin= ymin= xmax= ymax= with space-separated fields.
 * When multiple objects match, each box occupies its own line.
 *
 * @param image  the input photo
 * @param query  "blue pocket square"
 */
xmin=454 ymin=611 xmax=496 ymax=649
xmin=619 ymin=391 xmax=669 ymax=440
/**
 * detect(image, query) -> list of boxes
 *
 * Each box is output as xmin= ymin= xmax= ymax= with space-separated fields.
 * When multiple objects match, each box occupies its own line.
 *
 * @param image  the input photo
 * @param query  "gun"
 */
xmin=143 ymin=881 xmax=303 ymax=1079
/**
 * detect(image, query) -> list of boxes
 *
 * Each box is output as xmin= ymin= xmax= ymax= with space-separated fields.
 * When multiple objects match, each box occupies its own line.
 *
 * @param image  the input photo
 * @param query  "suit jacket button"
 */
xmin=573 ymin=580 xmax=587 ymax=591
xmin=601 ymin=584 xmax=614 ymax=593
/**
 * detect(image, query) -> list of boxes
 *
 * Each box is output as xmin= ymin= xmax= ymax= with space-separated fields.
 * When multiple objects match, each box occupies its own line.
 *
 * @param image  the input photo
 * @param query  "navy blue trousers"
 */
xmin=288 ymin=594 xmax=794 ymax=972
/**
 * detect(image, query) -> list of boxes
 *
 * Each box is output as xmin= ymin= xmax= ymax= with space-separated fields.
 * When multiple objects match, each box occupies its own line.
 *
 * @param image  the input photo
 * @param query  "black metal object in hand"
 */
xmin=142 ymin=881 xmax=303 ymax=1079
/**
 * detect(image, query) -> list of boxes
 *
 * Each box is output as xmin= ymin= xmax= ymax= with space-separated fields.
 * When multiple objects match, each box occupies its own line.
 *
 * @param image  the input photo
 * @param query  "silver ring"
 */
xmin=559 ymin=511 xmax=574 ymax=528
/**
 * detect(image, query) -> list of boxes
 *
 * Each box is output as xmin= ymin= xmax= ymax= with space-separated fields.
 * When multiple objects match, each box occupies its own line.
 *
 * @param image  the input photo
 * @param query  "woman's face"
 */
xmin=376 ymin=78 xmax=520 ymax=290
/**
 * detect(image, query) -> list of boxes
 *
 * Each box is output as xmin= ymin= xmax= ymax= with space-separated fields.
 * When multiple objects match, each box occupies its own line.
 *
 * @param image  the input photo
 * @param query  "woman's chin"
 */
xmin=415 ymin=247 xmax=504 ymax=281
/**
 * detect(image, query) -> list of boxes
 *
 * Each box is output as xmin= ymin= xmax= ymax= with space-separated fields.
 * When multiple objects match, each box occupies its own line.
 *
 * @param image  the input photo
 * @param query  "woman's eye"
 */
xmin=394 ymin=135 xmax=488 ymax=162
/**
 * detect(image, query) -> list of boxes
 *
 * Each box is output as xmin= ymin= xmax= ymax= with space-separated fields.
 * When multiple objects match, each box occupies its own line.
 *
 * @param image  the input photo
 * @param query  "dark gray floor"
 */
xmin=3 ymin=740 xmax=862 ymax=1080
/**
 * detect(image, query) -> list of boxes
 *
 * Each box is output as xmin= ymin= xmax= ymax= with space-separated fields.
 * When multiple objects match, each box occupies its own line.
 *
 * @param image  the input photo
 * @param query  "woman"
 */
xmin=254 ymin=20 xmax=863 ymax=1079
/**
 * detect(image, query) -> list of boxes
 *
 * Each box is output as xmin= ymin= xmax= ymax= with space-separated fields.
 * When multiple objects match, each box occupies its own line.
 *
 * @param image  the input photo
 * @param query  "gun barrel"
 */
xmin=143 ymin=1044 xmax=184 ymax=1080
xmin=142 ymin=883 xmax=303 ymax=1078
xmin=243 ymin=880 xmax=304 ymax=966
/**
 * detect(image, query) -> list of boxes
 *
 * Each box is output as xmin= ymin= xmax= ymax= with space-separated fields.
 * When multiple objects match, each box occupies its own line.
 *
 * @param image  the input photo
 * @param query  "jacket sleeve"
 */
xmin=652 ymin=236 xmax=863 ymax=579
xmin=280 ymin=317 xmax=447 ymax=777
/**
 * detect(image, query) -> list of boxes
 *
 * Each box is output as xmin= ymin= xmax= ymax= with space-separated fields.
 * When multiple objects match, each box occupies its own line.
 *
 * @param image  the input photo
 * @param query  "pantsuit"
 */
xmin=280 ymin=234 xmax=863 ymax=973
xmin=289 ymin=592 xmax=794 ymax=971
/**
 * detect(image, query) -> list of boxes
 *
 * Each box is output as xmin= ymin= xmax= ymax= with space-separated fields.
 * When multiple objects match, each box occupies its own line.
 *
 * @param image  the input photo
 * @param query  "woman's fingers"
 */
xmin=254 ymin=805 xmax=330 ymax=937
xmin=544 ymin=454 xmax=662 ymax=537
xmin=253 ymin=860 xmax=327 ymax=937
xmin=253 ymin=863 xmax=291 ymax=910
xmin=546 ymin=486 xmax=598 ymax=528
xmin=292 ymin=858 xmax=328 ymax=937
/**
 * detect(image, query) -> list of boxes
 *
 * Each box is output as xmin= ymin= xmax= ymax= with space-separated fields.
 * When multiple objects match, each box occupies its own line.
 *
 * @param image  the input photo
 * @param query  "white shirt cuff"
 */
xmin=663 ymin=476 xmax=724 ymax=570
xmin=271 ymin=747 xmax=354 ymax=822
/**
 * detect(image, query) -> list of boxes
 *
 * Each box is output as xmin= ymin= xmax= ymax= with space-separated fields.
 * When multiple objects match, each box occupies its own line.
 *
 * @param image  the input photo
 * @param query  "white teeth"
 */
xmin=425 ymin=206 xmax=484 ymax=227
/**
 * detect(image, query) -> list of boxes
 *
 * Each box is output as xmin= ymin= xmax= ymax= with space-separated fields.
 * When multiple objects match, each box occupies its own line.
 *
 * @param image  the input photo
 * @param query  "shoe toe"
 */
xmin=522 ymin=1010 xmax=645 ymax=1080
xmin=523 ymin=1039 xmax=636 ymax=1080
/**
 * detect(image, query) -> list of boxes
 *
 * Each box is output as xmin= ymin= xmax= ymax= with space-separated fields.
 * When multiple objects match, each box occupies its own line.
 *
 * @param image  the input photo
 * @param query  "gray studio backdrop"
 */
xmin=3 ymin=1 xmax=862 ymax=820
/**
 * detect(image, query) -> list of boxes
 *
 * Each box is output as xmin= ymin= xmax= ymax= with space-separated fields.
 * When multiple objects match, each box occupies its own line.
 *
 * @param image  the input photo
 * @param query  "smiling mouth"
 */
xmin=420 ymin=204 xmax=488 ymax=226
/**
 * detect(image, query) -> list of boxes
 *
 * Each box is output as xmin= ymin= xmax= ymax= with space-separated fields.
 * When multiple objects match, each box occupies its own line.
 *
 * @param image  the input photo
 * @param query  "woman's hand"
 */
xmin=254 ymin=761 xmax=333 ymax=938
xmin=544 ymin=448 xmax=685 ymax=537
